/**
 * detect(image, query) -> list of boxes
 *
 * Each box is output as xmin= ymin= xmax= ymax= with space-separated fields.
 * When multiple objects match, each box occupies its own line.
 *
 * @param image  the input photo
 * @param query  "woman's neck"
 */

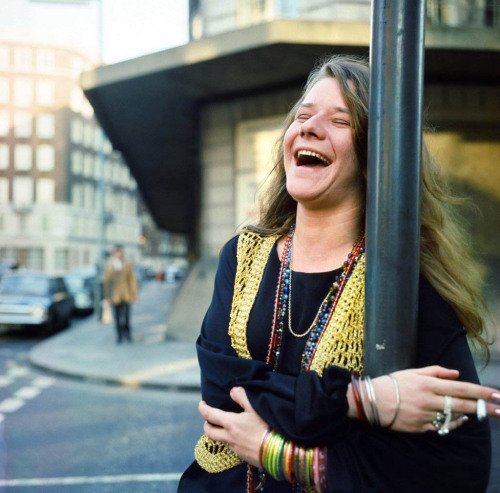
xmin=290 ymin=202 xmax=363 ymax=273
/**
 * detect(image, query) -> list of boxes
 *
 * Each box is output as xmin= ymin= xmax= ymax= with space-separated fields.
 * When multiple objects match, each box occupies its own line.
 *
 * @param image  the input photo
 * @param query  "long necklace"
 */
xmin=249 ymin=226 xmax=364 ymax=492
xmin=266 ymin=224 xmax=365 ymax=371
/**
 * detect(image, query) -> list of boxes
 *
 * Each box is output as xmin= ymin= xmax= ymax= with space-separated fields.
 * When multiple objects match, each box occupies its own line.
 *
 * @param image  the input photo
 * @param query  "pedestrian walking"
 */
xmin=103 ymin=244 xmax=138 ymax=343
xmin=178 ymin=55 xmax=500 ymax=492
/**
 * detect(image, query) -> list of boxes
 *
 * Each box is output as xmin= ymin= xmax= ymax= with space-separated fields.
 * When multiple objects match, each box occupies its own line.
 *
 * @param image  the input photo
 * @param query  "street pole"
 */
xmin=94 ymin=0 xmax=107 ymax=318
xmin=364 ymin=0 xmax=427 ymax=375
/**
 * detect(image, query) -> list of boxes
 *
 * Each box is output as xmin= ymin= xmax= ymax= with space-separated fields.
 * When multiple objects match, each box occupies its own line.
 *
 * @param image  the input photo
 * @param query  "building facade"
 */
xmin=0 ymin=40 xmax=141 ymax=273
xmin=82 ymin=0 xmax=500 ymax=340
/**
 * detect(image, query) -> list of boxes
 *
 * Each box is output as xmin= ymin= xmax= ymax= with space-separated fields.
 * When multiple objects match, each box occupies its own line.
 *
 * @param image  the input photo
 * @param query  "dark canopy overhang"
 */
xmin=81 ymin=19 xmax=500 ymax=237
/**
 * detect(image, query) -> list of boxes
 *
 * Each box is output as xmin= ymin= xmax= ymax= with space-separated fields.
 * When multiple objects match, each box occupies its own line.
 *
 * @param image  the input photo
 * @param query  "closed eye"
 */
xmin=333 ymin=119 xmax=350 ymax=126
xmin=295 ymin=113 xmax=310 ymax=121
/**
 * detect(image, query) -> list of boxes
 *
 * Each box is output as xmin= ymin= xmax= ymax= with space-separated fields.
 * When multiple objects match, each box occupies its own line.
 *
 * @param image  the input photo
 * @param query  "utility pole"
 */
xmin=364 ymin=0 xmax=427 ymax=375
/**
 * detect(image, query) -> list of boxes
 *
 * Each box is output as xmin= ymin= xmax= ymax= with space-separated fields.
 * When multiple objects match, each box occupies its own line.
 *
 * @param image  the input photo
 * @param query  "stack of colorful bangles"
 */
xmin=259 ymin=429 xmax=327 ymax=492
xmin=350 ymin=374 xmax=400 ymax=427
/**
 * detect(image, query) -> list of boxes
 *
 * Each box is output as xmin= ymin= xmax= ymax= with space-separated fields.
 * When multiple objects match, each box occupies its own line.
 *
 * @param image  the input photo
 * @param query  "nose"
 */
xmin=299 ymin=114 xmax=325 ymax=139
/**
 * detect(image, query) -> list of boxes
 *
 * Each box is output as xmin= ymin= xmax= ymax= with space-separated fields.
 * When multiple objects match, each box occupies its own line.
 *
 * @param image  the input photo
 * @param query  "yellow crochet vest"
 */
xmin=195 ymin=231 xmax=365 ymax=473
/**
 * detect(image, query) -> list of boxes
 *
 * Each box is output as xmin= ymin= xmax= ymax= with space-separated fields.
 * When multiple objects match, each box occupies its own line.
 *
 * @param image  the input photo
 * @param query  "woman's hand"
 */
xmin=360 ymin=365 xmax=500 ymax=432
xmin=198 ymin=387 xmax=268 ymax=467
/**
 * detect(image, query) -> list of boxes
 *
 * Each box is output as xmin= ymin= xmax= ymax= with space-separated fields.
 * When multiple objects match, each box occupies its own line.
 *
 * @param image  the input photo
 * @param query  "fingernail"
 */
xmin=461 ymin=415 xmax=469 ymax=422
xmin=492 ymin=392 xmax=500 ymax=400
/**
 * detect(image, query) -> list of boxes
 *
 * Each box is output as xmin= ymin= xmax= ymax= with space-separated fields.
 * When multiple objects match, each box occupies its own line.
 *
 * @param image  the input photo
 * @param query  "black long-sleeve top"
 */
xmin=179 ymin=236 xmax=491 ymax=493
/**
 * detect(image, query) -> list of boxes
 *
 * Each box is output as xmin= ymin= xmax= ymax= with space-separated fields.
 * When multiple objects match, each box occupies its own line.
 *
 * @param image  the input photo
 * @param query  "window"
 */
xmin=54 ymin=249 xmax=69 ymax=271
xmin=0 ymin=46 xmax=10 ymax=70
xmin=0 ymin=111 xmax=10 ymax=137
xmin=14 ymin=111 xmax=32 ymax=138
xmin=70 ymin=119 xmax=83 ymax=143
xmin=0 ymin=178 xmax=9 ymax=204
xmin=36 ymin=113 xmax=55 ymax=139
xmin=0 ymin=144 xmax=9 ymax=170
xmin=83 ymin=123 xmax=94 ymax=148
xmin=36 ymin=49 xmax=55 ymax=73
xmin=14 ymin=144 xmax=32 ymax=170
xmin=0 ymin=78 xmax=10 ymax=105
xmin=84 ymin=183 xmax=94 ymax=208
xmin=235 ymin=116 xmax=283 ymax=226
xmin=36 ymin=144 xmax=55 ymax=171
xmin=72 ymin=183 xmax=83 ymax=207
xmin=71 ymin=150 xmax=83 ymax=174
xmin=12 ymin=176 xmax=33 ymax=205
xmin=36 ymin=79 xmax=55 ymax=106
xmin=36 ymin=178 xmax=55 ymax=204
xmin=70 ymin=87 xmax=83 ymax=113
xmin=14 ymin=48 xmax=32 ymax=72
xmin=26 ymin=248 xmax=44 ymax=271
xmin=14 ymin=78 xmax=33 ymax=107
xmin=83 ymin=153 xmax=93 ymax=177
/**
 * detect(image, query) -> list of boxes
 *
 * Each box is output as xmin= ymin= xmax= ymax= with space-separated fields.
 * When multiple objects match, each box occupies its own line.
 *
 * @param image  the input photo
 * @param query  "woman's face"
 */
xmin=283 ymin=77 xmax=363 ymax=210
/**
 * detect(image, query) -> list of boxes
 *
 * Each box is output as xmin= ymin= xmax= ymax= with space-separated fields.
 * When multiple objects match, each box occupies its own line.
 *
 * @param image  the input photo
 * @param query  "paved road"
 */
xmin=0 ymin=330 xmax=202 ymax=493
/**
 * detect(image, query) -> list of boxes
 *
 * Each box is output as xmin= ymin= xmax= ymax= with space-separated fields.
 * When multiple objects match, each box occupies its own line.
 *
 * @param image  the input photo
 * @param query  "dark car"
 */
xmin=64 ymin=273 xmax=96 ymax=314
xmin=0 ymin=272 xmax=74 ymax=334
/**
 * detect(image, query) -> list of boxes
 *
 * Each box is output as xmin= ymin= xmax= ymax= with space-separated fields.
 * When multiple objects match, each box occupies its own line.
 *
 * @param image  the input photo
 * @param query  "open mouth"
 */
xmin=296 ymin=150 xmax=331 ymax=166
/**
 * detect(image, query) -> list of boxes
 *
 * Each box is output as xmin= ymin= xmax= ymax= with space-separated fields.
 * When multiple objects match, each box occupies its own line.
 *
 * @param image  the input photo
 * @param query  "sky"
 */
xmin=0 ymin=0 xmax=189 ymax=64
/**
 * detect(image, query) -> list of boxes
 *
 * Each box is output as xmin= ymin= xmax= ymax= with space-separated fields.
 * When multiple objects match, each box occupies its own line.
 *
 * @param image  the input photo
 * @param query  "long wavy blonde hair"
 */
xmin=250 ymin=54 xmax=489 ymax=355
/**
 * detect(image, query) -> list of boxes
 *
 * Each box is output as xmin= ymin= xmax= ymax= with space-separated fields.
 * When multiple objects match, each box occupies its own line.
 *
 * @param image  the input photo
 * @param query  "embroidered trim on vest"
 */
xmin=195 ymin=231 xmax=365 ymax=474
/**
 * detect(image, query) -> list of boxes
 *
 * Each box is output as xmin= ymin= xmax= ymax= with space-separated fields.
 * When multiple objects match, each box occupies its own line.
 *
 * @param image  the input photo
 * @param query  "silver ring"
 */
xmin=432 ymin=411 xmax=445 ymax=429
xmin=476 ymin=399 xmax=487 ymax=421
xmin=437 ymin=395 xmax=453 ymax=436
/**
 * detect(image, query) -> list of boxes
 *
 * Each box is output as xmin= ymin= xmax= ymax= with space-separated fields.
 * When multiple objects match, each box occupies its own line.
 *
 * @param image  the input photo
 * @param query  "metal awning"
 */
xmin=81 ymin=19 xmax=500 ymax=237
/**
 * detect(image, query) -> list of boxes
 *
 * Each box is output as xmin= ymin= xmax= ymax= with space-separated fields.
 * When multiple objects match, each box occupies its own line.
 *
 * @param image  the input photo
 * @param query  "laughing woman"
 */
xmin=178 ymin=55 xmax=500 ymax=493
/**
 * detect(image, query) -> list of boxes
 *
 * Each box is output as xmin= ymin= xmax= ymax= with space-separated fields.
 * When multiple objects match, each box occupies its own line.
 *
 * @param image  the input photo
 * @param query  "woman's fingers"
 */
xmin=198 ymin=400 xmax=230 ymax=427
xmin=230 ymin=386 xmax=253 ymax=411
xmin=414 ymin=365 xmax=460 ymax=379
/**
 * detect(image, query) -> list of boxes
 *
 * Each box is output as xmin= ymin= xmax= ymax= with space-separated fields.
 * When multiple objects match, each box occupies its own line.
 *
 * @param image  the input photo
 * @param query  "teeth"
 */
xmin=297 ymin=150 xmax=330 ymax=165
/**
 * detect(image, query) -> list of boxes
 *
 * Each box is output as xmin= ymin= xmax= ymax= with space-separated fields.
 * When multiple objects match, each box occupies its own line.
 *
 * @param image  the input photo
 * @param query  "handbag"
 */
xmin=101 ymin=300 xmax=113 ymax=325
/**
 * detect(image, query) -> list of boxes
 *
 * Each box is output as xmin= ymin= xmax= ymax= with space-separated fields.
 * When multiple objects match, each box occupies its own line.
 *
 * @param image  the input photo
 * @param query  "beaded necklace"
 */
xmin=249 ymin=226 xmax=365 ymax=491
xmin=266 ymin=224 xmax=365 ymax=372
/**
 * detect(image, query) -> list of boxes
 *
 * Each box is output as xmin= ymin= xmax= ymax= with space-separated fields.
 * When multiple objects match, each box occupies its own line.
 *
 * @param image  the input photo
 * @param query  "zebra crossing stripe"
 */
xmin=0 ymin=398 xmax=24 ymax=413
xmin=0 ymin=472 xmax=183 ymax=487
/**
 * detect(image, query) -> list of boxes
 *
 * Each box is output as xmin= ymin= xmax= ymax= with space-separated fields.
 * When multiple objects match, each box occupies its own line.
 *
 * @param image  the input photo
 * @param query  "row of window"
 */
xmin=0 ymin=45 xmax=88 ymax=80
xmin=0 ymin=176 xmax=54 ymax=205
xmin=0 ymin=77 xmax=56 ymax=107
xmin=0 ymin=76 xmax=93 ymax=118
xmin=71 ymin=183 xmax=137 ymax=216
xmin=0 ymin=143 xmax=55 ymax=171
xmin=70 ymin=119 xmax=113 ymax=152
xmin=70 ymin=150 xmax=136 ymax=188
xmin=0 ymin=111 xmax=55 ymax=139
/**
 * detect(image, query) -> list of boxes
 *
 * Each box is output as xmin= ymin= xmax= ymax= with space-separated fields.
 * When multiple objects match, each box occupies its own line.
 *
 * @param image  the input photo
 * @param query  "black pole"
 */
xmin=364 ymin=0 xmax=426 ymax=376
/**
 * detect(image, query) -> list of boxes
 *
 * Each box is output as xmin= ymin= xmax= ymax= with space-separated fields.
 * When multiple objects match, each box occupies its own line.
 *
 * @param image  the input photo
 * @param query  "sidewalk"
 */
xmin=29 ymin=280 xmax=500 ymax=390
xmin=29 ymin=280 xmax=201 ymax=391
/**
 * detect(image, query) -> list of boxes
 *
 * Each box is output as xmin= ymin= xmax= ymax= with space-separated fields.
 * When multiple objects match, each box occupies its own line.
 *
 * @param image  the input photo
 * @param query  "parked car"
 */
xmin=165 ymin=264 xmax=188 ymax=283
xmin=0 ymin=272 xmax=74 ymax=334
xmin=64 ymin=273 xmax=96 ymax=315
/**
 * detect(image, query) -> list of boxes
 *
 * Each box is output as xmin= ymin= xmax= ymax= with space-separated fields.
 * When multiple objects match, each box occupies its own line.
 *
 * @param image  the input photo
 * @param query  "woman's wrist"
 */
xmin=259 ymin=428 xmax=327 ymax=492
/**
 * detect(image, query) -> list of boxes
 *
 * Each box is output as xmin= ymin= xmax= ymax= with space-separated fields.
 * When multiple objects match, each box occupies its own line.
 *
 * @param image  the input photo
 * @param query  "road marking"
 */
xmin=15 ymin=386 xmax=41 ymax=400
xmin=31 ymin=376 xmax=55 ymax=389
xmin=0 ymin=397 xmax=24 ymax=413
xmin=119 ymin=357 xmax=199 ymax=387
xmin=0 ymin=376 xmax=13 ymax=387
xmin=0 ymin=413 xmax=4 ymax=424
xmin=7 ymin=366 xmax=29 ymax=377
xmin=0 ymin=472 xmax=182 ymax=487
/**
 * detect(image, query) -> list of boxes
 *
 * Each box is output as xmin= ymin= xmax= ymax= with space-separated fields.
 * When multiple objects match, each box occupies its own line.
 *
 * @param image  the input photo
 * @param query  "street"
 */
xmin=0 ymin=320 xmax=499 ymax=492
xmin=0 ymin=331 xmax=202 ymax=493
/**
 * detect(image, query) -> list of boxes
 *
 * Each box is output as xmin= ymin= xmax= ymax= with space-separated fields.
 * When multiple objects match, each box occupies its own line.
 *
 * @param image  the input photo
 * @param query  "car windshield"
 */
xmin=0 ymin=275 xmax=50 ymax=296
xmin=65 ymin=276 xmax=85 ymax=292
